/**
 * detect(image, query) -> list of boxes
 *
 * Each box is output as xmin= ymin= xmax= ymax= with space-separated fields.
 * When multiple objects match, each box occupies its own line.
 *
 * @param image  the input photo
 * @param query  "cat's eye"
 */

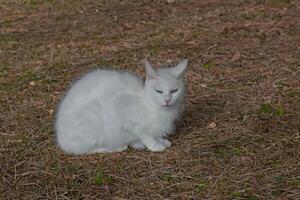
xmin=171 ymin=89 xmax=178 ymax=93
xmin=155 ymin=89 xmax=163 ymax=94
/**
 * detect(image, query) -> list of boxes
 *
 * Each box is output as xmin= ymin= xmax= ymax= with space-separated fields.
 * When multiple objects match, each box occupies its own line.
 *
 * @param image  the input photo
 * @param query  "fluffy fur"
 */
xmin=55 ymin=59 xmax=188 ymax=154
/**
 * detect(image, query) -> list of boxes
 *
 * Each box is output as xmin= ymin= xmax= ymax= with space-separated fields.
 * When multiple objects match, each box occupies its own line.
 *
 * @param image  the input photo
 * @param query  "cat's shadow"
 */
xmin=176 ymin=99 xmax=227 ymax=131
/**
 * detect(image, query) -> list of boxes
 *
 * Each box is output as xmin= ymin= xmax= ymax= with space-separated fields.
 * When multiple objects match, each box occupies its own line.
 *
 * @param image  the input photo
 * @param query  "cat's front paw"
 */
xmin=158 ymin=138 xmax=171 ymax=148
xmin=148 ymin=142 xmax=167 ymax=152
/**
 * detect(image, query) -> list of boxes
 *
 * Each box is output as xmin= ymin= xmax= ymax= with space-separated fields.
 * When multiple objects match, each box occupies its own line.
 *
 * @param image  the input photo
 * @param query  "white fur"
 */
xmin=55 ymin=59 xmax=188 ymax=154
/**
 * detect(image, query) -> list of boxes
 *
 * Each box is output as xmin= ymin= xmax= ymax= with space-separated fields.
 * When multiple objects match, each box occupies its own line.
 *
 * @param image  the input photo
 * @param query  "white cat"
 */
xmin=55 ymin=59 xmax=188 ymax=154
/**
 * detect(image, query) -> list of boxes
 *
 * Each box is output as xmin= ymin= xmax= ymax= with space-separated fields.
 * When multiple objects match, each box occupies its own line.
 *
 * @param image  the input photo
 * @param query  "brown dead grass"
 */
xmin=1 ymin=0 xmax=300 ymax=199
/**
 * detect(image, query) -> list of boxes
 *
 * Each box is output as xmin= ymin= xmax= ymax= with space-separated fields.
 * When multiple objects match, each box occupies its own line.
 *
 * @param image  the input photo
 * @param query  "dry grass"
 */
xmin=1 ymin=0 xmax=300 ymax=199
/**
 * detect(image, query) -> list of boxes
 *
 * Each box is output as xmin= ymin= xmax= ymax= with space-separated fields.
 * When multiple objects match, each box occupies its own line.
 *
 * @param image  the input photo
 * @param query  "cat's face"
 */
xmin=144 ymin=59 xmax=188 ymax=108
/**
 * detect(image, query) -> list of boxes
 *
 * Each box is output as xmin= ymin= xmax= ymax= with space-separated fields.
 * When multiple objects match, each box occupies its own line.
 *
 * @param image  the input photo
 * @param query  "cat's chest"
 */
xmin=149 ymin=110 xmax=177 ymax=136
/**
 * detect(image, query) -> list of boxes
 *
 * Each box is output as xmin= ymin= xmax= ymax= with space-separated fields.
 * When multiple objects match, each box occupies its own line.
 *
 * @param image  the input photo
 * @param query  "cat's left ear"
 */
xmin=145 ymin=59 xmax=158 ymax=79
xmin=172 ymin=59 xmax=188 ymax=78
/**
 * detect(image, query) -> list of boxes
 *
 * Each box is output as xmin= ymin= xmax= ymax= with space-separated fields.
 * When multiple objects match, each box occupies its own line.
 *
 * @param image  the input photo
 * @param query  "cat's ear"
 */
xmin=145 ymin=59 xmax=158 ymax=79
xmin=172 ymin=59 xmax=188 ymax=78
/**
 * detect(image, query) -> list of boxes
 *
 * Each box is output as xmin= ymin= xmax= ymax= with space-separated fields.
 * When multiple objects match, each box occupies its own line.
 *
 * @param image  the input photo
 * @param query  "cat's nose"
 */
xmin=164 ymin=99 xmax=171 ymax=104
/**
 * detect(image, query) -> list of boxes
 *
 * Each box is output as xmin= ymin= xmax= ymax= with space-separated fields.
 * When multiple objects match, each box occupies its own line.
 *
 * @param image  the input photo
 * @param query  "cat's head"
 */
xmin=144 ymin=59 xmax=188 ymax=108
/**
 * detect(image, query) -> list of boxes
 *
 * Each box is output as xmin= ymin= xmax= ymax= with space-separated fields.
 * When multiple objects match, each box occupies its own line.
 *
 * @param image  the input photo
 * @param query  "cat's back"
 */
xmin=72 ymin=69 xmax=142 ymax=91
xmin=59 ymin=69 xmax=143 ymax=111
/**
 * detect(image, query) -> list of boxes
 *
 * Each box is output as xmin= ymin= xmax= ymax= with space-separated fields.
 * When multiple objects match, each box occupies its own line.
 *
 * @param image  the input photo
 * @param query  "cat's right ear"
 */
xmin=172 ymin=59 xmax=188 ymax=78
xmin=145 ymin=59 xmax=158 ymax=80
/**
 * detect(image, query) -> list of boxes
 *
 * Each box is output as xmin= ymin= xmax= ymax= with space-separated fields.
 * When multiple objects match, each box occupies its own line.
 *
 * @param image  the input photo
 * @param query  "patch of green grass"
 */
xmin=0 ymin=34 xmax=17 ymax=43
xmin=148 ymin=45 xmax=160 ymax=56
xmin=195 ymin=183 xmax=207 ymax=192
xmin=258 ymin=103 xmax=285 ymax=118
xmin=271 ymin=189 xmax=284 ymax=197
xmin=275 ymin=105 xmax=284 ymax=117
xmin=162 ymin=173 xmax=174 ymax=182
xmin=287 ymin=179 xmax=300 ymax=187
xmin=202 ymin=60 xmax=214 ymax=69
xmin=0 ymin=66 xmax=9 ymax=77
xmin=24 ymin=0 xmax=39 ymax=9
xmin=275 ymin=80 xmax=286 ymax=89
xmin=24 ymin=0 xmax=56 ymax=8
xmin=271 ymin=0 xmax=291 ymax=5
xmin=259 ymin=103 xmax=273 ymax=115
xmin=95 ymin=170 xmax=104 ymax=186
xmin=24 ymin=0 xmax=56 ymax=9
xmin=230 ymin=191 xmax=243 ymax=198
xmin=232 ymin=148 xmax=244 ymax=156
xmin=17 ymin=70 xmax=39 ymax=82
xmin=95 ymin=169 xmax=113 ymax=186
xmin=107 ymin=175 xmax=113 ymax=184
xmin=192 ymin=174 xmax=203 ymax=180
xmin=286 ymin=89 xmax=300 ymax=97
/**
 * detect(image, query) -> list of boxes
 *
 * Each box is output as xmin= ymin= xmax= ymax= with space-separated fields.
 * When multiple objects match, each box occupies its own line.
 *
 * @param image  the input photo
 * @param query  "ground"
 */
xmin=1 ymin=0 xmax=300 ymax=199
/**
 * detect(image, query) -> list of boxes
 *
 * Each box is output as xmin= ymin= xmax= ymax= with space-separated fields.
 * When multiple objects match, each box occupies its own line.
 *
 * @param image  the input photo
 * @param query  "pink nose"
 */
xmin=164 ymin=99 xmax=171 ymax=104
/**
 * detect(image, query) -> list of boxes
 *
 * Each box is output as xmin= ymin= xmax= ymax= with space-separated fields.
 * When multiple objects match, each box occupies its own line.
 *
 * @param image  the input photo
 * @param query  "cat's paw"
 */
xmin=130 ymin=142 xmax=146 ymax=150
xmin=158 ymin=138 xmax=171 ymax=148
xmin=148 ymin=142 xmax=167 ymax=152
